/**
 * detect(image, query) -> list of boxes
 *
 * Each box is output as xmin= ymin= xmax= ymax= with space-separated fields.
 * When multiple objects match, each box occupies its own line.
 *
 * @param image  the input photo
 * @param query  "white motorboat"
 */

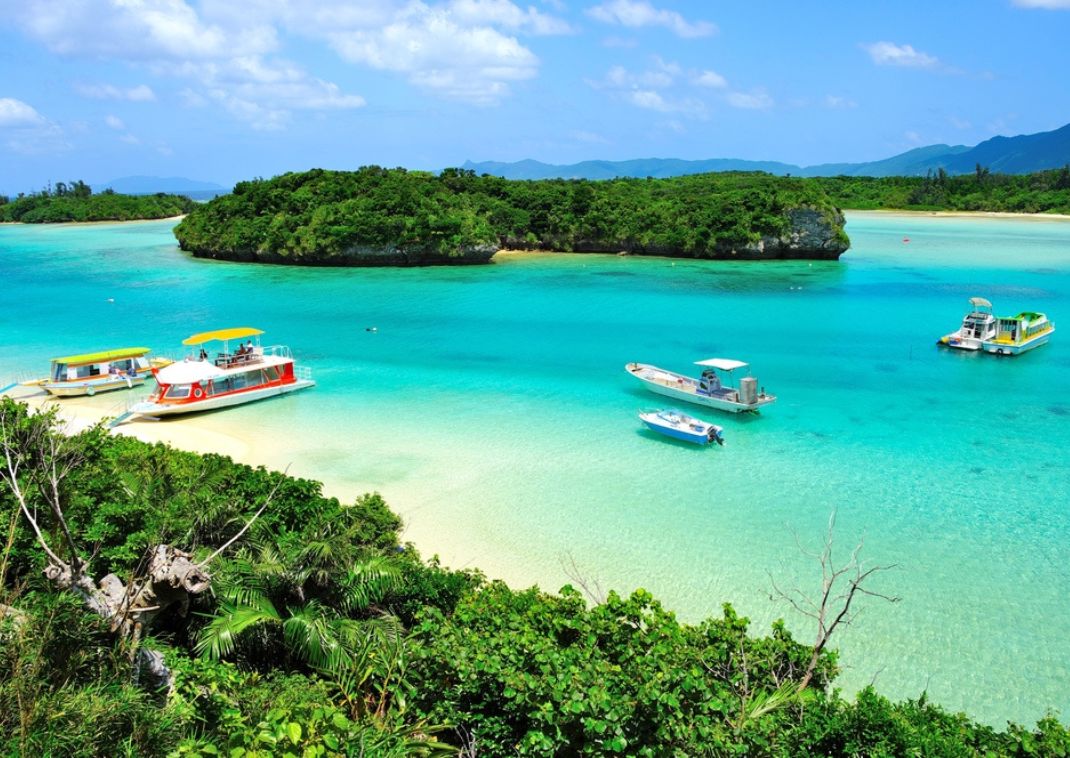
xmin=639 ymin=409 xmax=724 ymax=445
xmin=626 ymin=358 xmax=775 ymax=414
xmin=938 ymin=297 xmax=997 ymax=351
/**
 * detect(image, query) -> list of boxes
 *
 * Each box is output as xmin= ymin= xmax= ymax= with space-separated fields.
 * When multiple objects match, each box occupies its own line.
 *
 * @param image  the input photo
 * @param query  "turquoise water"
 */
xmin=1 ymin=213 xmax=1068 ymax=725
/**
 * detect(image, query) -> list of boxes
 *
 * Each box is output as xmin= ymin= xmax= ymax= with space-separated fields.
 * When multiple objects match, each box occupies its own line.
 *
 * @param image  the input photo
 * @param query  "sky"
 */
xmin=1 ymin=0 xmax=1069 ymax=194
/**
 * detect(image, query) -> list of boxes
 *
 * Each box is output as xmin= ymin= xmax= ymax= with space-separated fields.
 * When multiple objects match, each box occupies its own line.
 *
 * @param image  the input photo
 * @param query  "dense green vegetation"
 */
xmin=173 ymin=167 xmax=848 ymax=265
xmin=2 ymin=397 xmax=1068 ymax=756
xmin=0 ymin=181 xmax=194 ymax=223
xmin=815 ymin=166 xmax=1070 ymax=213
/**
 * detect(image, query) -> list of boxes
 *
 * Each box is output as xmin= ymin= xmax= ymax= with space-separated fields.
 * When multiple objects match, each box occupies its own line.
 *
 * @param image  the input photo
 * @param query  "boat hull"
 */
xmin=626 ymin=363 xmax=774 ymax=413
xmin=640 ymin=418 xmax=710 ymax=445
xmin=639 ymin=410 xmax=723 ymax=446
xmin=44 ymin=374 xmax=147 ymax=397
xmin=982 ymin=332 xmax=1052 ymax=355
xmin=131 ymin=379 xmax=314 ymax=417
xmin=938 ymin=333 xmax=983 ymax=351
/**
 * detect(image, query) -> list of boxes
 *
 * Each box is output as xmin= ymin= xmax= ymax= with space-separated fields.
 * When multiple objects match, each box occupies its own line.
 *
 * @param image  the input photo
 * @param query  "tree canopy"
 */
xmin=173 ymin=166 xmax=849 ymax=265
xmin=0 ymin=182 xmax=194 ymax=223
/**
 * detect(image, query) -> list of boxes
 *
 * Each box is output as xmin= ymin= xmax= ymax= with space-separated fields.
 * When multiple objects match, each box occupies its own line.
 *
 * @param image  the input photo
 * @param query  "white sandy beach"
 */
xmin=848 ymin=209 xmax=1070 ymax=221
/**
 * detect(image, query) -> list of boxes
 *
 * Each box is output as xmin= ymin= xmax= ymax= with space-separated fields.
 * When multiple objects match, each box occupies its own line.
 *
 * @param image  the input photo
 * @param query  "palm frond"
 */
xmin=194 ymin=592 xmax=281 ymax=660
xmin=340 ymin=556 xmax=404 ymax=613
xmin=281 ymin=600 xmax=356 ymax=671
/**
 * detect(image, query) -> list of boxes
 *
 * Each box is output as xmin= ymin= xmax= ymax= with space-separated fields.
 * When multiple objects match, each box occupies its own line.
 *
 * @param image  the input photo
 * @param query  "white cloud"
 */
xmin=119 ymin=133 xmax=141 ymax=145
xmin=448 ymin=0 xmax=573 ymax=34
xmin=10 ymin=0 xmax=571 ymax=114
xmin=105 ymin=114 xmax=125 ymax=130
xmin=726 ymin=89 xmax=773 ymax=109
xmin=823 ymin=94 xmax=857 ymax=109
xmin=949 ymin=115 xmax=972 ymax=130
xmin=327 ymin=5 xmax=540 ymax=104
xmin=628 ymin=89 xmax=669 ymax=110
xmin=586 ymin=0 xmax=715 ymax=37
xmin=1012 ymin=0 xmax=1070 ymax=7
xmin=75 ymin=83 xmax=157 ymax=101
xmin=0 ymin=98 xmax=69 ymax=154
xmin=693 ymin=70 xmax=727 ymax=88
xmin=11 ymin=0 xmax=275 ymax=60
xmin=0 ymin=98 xmax=46 ymax=127
xmin=589 ymin=60 xmax=706 ymax=116
xmin=863 ymin=41 xmax=939 ymax=68
xmin=10 ymin=0 xmax=362 ymax=127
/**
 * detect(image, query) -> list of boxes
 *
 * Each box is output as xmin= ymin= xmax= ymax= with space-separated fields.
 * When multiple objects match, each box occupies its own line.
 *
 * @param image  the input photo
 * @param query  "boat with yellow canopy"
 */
xmin=43 ymin=347 xmax=163 ymax=397
xmin=125 ymin=327 xmax=314 ymax=419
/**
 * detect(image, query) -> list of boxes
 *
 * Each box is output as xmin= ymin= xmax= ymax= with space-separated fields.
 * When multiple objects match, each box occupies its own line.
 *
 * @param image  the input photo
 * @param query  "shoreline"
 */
xmin=0 ymin=214 xmax=186 ymax=227
xmin=846 ymin=208 xmax=1070 ymax=221
xmin=2 ymin=385 xmax=537 ymax=586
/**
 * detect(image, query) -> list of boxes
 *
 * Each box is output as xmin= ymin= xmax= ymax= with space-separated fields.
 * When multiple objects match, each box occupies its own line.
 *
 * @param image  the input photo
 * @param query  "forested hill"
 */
xmin=464 ymin=122 xmax=1070 ymax=179
xmin=815 ymin=168 xmax=1070 ymax=213
xmin=172 ymin=167 xmax=850 ymax=266
xmin=0 ymin=181 xmax=194 ymax=223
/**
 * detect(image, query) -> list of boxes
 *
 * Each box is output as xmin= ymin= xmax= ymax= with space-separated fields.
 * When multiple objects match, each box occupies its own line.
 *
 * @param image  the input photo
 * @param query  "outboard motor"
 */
xmin=739 ymin=376 xmax=758 ymax=405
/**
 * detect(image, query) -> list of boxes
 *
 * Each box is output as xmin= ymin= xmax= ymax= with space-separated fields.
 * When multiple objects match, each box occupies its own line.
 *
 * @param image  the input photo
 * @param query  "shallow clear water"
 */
xmin=1 ymin=213 xmax=1068 ymax=725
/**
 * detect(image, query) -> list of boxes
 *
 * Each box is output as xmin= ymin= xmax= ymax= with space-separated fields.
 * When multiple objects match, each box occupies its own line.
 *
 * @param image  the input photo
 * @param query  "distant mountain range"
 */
xmin=100 ymin=175 xmax=227 ymax=199
xmin=463 ymin=123 xmax=1070 ymax=180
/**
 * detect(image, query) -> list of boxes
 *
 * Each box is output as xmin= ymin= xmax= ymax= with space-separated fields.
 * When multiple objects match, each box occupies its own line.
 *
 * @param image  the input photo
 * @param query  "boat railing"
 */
xmin=1 ymin=370 xmax=43 ymax=395
xmin=294 ymin=365 xmax=313 ymax=382
xmin=108 ymin=391 xmax=151 ymax=415
xmin=262 ymin=345 xmax=294 ymax=359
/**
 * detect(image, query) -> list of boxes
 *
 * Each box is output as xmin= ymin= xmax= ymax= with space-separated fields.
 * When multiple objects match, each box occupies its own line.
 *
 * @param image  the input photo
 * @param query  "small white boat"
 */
xmin=938 ymin=297 xmax=997 ymax=351
xmin=126 ymin=327 xmax=313 ymax=420
xmin=625 ymin=358 xmax=775 ymax=414
xmin=982 ymin=311 xmax=1054 ymax=356
xmin=639 ymin=409 xmax=724 ymax=446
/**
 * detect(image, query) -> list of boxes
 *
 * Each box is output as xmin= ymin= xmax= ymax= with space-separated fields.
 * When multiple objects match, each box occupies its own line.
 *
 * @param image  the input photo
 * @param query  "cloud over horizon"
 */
xmin=863 ymin=41 xmax=939 ymax=68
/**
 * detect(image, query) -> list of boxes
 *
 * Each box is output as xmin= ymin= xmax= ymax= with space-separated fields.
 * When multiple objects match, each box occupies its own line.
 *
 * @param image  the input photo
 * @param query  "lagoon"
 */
xmin=1 ymin=212 xmax=1068 ymax=725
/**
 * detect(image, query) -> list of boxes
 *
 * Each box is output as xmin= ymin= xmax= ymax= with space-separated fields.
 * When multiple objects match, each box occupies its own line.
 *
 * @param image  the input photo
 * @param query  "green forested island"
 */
xmin=815 ymin=166 xmax=1070 ymax=213
xmin=1 ymin=397 xmax=1068 ymax=756
xmin=173 ymin=167 xmax=850 ymax=266
xmin=0 ymin=181 xmax=194 ymax=223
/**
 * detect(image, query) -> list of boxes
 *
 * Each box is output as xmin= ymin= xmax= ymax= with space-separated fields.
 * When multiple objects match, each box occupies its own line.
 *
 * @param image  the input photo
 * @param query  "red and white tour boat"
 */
xmin=128 ymin=327 xmax=314 ymax=419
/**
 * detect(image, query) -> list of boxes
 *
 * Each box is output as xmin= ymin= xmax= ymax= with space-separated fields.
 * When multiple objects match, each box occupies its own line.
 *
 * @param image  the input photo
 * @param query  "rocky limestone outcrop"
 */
xmin=185 ymin=242 xmax=499 ymax=267
xmin=180 ymin=205 xmax=848 ymax=265
xmin=502 ymin=206 xmax=849 ymax=261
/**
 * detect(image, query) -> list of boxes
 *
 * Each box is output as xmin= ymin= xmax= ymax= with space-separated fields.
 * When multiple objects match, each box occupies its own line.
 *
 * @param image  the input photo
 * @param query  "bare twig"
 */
xmin=769 ymin=510 xmax=900 ymax=692
xmin=559 ymin=552 xmax=606 ymax=605
xmin=194 ymin=470 xmax=286 ymax=569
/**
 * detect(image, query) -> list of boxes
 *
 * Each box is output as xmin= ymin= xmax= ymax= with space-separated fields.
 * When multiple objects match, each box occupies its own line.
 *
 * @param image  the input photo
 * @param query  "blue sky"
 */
xmin=1 ymin=0 xmax=1068 ymax=194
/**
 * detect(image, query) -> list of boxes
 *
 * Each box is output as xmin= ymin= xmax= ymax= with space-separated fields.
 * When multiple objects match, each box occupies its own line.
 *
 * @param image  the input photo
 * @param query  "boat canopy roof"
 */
xmin=1003 ymin=311 xmax=1047 ymax=324
xmin=694 ymin=358 xmax=749 ymax=371
xmin=969 ymin=297 xmax=993 ymax=308
xmin=182 ymin=327 xmax=264 ymax=346
xmin=51 ymin=347 xmax=150 ymax=365
xmin=155 ymin=360 xmax=225 ymax=385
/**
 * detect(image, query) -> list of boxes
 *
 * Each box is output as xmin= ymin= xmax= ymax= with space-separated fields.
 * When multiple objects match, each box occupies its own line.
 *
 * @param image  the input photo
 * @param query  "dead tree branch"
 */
xmin=560 ymin=552 xmax=607 ymax=605
xmin=769 ymin=511 xmax=900 ymax=692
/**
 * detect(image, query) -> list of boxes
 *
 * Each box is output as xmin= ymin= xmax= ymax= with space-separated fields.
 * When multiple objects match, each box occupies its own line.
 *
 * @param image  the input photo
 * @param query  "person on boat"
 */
xmin=199 ymin=348 xmax=209 ymax=361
